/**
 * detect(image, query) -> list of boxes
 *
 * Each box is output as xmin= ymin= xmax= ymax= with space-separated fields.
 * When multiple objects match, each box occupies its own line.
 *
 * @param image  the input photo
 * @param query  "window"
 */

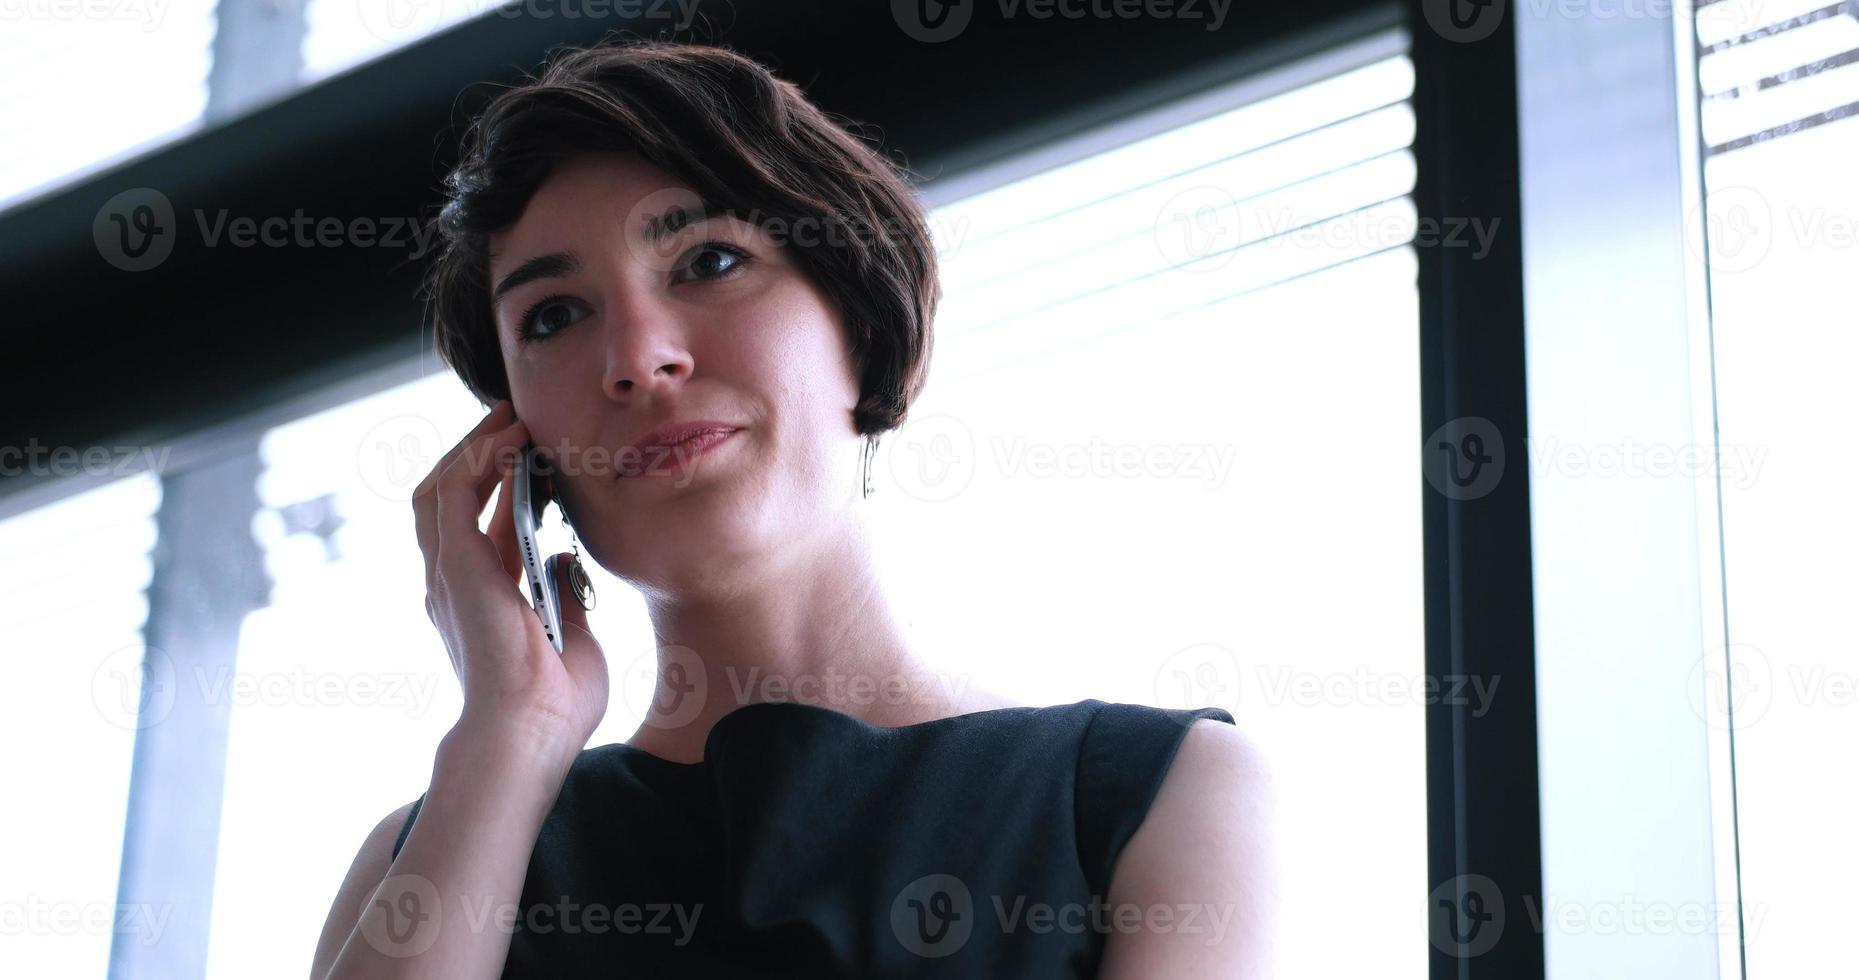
xmin=0 ymin=0 xmax=499 ymax=212
xmin=204 ymin=368 xmax=485 ymax=977
xmin=0 ymin=476 xmax=160 ymax=975
xmin=0 ymin=4 xmax=215 ymax=211
xmin=888 ymin=29 xmax=1423 ymax=978
xmin=5 ymin=24 xmax=1426 ymax=976
xmin=1692 ymin=1 xmax=1859 ymax=976
xmin=302 ymin=0 xmax=494 ymax=83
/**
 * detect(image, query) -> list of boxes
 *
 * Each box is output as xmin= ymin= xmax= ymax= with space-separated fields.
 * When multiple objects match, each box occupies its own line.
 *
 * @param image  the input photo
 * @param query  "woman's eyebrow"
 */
xmin=493 ymin=252 xmax=579 ymax=303
xmin=643 ymin=199 xmax=720 ymax=245
xmin=490 ymin=202 xmax=738 ymax=303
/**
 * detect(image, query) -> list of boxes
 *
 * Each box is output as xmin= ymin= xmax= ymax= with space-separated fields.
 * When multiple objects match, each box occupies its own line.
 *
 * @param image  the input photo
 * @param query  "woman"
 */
xmin=311 ymin=38 xmax=1276 ymax=979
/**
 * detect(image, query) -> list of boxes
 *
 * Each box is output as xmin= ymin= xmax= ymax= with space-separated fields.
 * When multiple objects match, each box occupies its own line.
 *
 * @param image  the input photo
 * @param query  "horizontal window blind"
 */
xmin=1696 ymin=0 xmax=1859 ymax=155
xmin=929 ymin=52 xmax=1416 ymax=384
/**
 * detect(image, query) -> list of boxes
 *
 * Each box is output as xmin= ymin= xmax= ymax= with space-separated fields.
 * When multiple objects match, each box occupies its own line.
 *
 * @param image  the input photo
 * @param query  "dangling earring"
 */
xmin=861 ymin=434 xmax=880 ymax=499
xmin=561 ymin=508 xmax=596 ymax=611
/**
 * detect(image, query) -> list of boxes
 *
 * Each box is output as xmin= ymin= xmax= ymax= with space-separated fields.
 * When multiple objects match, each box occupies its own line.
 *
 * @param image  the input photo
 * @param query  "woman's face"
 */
xmin=488 ymin=152 xmax=863 ymax=590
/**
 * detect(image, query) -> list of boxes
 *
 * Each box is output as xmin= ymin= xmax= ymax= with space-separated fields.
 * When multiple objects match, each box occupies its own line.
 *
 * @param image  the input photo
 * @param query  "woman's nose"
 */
xmin=599 ymin=289 xmax=696 ymax=399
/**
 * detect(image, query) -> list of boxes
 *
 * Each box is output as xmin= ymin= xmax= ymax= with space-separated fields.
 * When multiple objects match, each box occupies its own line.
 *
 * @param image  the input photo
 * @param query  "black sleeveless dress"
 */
xmin=390 ymin=698 xmax=1234 ymax=978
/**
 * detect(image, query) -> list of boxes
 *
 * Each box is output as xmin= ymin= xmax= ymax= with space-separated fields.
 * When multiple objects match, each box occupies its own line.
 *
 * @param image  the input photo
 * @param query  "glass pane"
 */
xmin=0 ymin=475 xmax=161 ymax=974
xmin=302 ymin=0 xmax=495 ymax=83
xmin=878 ymin=48 xmax=1424 ymax=979
xmin=1694 ymin=2 xmax=1859 ymax=973
xmin=0 ymin=6 xmax=215 ymax=212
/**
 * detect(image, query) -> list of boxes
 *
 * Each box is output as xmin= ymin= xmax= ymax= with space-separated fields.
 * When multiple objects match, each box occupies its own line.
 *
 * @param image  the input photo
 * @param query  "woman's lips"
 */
xmin=619 ymin=428 xmax=740 ymax=478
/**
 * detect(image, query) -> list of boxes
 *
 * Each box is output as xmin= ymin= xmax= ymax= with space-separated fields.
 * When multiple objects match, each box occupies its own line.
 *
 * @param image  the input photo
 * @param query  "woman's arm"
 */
xmin=311 ymin=400 xmax=608 ymax=978
xmin=310 ymin=801 xmax=417 ymax=978
xmin=1096 ymin=719 xmax=1280 ymax=979
xmin=311 ymin=724 xmax=572 ymax=980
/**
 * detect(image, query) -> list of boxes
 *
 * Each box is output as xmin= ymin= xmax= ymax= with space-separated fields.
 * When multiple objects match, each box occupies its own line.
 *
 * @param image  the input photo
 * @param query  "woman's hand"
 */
xmin=411 ymin=399 xmax=610 ymax=769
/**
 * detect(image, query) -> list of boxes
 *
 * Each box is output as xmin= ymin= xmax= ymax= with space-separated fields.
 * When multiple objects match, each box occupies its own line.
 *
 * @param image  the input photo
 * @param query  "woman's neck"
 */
xmin=625 ymin=512 xmax=982 ymax=761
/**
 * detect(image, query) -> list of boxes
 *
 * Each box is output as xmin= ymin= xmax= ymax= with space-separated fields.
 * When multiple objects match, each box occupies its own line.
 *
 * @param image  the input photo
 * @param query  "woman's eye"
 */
xmin=678 ymin=242 xmax=751 ymax=283
xmin=516 ymin=296 xmax=590 ymax=342
xmin=513 ymin=244 xmax=747 ymax=343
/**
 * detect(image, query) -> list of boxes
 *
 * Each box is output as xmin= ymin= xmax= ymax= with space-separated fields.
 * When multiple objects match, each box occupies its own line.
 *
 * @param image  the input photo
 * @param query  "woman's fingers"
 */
xmin=434 ymin=414 xmax=529 ymax=561
xmin=413 ymin=399 xmax=515 ymax=586
xmin=489 ymin=465 xmax=526 ymax=586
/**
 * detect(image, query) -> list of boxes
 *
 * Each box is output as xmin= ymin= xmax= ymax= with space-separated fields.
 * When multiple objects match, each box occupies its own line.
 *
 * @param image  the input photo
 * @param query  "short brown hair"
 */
xmin=422 ymin=38 xmax=940 ymax=436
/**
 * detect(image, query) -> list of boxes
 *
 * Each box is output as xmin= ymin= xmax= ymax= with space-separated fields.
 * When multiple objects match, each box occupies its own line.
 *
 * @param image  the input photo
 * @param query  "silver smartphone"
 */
xmin=512 ymin=442 xmax=567 ymax=654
